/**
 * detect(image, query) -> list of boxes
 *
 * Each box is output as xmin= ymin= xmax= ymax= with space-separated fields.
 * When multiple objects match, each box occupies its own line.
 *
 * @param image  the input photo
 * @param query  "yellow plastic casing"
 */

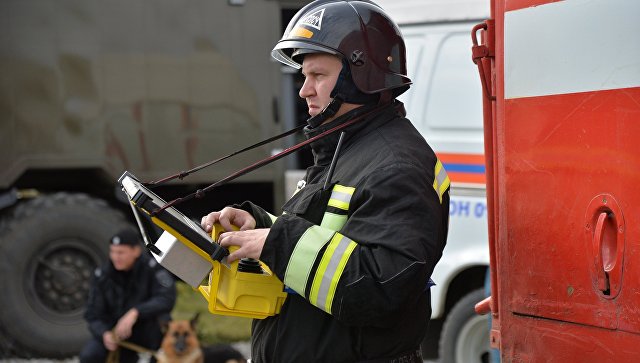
xmin=198 ymin=224 xmax=288 ymax=319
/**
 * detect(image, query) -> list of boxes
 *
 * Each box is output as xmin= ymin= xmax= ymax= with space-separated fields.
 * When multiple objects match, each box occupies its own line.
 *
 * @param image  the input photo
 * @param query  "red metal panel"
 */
xmin=502 ymin=314 xmax=640 ymax=362
xmin=501 ymin=88 xmax=640 ymax=332
xmin=489 ymin=0 xmax=640 ymax=359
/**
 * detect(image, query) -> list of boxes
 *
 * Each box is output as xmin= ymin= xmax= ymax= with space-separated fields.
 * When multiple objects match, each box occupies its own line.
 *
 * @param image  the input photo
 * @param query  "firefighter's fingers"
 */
xmin=218 ymin=228 xmax=268 ymax=262
xmin=226 ymin=246 xmax=244 ymax=263
xmin=201 ymin=211 xmax=221 ymax=232
xmin=217 ymin=232 xmax=242 ymax=262
xmin=240 ymin=228 xmax=268 ymax=258
xmin=217 ymin=208 xmax=238 ymax=233
xmin=237 ymin=216 xmax=256 ymax=231
xmin=219 ymin=207 xmax=256 ymax=232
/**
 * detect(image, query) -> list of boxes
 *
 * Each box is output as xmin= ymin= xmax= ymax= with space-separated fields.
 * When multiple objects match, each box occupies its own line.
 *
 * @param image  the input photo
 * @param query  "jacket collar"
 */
xmin=303 ymin=101 xmax=405 ymax=166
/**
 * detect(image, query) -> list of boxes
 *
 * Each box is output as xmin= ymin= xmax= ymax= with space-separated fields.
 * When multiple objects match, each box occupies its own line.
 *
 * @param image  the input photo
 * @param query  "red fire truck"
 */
xmin=474 ymin=0 xmax=640 ymax=361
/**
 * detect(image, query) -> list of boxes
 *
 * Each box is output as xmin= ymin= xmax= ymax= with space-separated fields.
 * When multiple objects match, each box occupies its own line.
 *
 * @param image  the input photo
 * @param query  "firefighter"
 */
xmin=79 ymin=228 xmax=176 ymax=363
xmin=201 ymin=1 xmax=450 ymax=362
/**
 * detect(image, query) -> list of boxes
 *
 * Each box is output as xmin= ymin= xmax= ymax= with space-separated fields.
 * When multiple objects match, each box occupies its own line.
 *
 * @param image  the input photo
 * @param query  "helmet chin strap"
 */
xmin=306 ymin=95 xmax=344 ymax=128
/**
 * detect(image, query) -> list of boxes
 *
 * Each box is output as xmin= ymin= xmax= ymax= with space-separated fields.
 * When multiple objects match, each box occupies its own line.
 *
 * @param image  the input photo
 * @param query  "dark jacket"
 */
xmin=243 ymin=101 xmax=450 ymax=362
xmin=84 ymin=252 xmax=176 ymax=340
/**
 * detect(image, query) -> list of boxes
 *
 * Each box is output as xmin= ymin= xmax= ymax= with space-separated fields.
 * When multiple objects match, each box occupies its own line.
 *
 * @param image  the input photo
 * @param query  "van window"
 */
xmin=403 ymin=36 xmax=423 ymax=86
xmin=425 ymin=33 xmax=483 ymax=130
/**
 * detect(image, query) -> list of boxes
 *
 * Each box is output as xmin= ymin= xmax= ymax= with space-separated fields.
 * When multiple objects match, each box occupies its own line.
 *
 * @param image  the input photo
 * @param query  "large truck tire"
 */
xmin=439 ymin=288 xmax=490 ymax=363
xmin=0 ymin=193 xmax=132 ymax=358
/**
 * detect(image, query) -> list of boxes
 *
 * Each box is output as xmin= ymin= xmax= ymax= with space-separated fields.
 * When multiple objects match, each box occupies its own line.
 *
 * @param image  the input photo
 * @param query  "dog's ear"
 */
xmin=190 ymin=312 xmax=200 ymax=329
xmin=160 ymin=319 xmax=171 ymax=334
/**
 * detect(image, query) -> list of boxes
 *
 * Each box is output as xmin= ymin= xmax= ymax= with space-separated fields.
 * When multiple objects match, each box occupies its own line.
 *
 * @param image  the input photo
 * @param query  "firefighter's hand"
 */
xmin=102 ymin=331 xmax=118 ymax=351
xmin=114 ymin=308 xmax=138 ymax=340
xmin=218 ymin=228 xmax=269 ymax=263
xmin=201 ymin=207 xmax=256 ymax=233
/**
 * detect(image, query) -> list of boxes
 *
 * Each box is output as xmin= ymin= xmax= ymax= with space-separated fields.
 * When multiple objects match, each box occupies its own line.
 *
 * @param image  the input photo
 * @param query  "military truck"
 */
xmin=0 ymin=0 xmax=306 ymax=357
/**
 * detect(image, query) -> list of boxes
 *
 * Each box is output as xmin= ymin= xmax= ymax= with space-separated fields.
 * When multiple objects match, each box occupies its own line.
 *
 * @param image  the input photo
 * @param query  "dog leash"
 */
xmin=106 ymin=333 xmax=160 ymax=363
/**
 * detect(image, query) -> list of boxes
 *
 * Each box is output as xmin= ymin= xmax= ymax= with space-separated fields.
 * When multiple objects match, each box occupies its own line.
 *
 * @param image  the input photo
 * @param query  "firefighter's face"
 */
xmin=299 ymin=53 xmax=358 ymax=123
xmin=109 ymin=244 xmax=141 ymax=271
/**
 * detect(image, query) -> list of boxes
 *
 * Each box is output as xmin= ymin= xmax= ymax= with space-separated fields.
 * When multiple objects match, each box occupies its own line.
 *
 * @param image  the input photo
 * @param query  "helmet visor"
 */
xmin=271 ymin=48 xmax=301 ymax=69
xmin=271 ymin=40 xmax=339 ymax=69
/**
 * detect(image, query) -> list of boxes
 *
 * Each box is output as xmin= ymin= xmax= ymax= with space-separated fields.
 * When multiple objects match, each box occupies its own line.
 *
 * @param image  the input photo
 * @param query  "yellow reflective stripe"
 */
xmin=320 ymin=212 xmax=348 ymax=231
xmin=309 ymin=233 xmax=357 ymax=313
xmin=433 ymin=159 xmax=451 ymax=204
xmin=333 ymin=184 xmax=355 ymax=195
xmin=327 ymin=185 xmax=355 ymax=210
xmin=284 ymin=226 xmax=334 ymax=295
xmin=267 ymin=212 xmax=277 ymax=224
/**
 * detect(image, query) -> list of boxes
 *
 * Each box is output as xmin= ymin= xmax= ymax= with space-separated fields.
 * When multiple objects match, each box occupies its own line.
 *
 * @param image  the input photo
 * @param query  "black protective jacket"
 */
xmin=243 ymin=101 xmax=450 ymax=362
xmin=84 ymin=252 xmax=176 ymax=340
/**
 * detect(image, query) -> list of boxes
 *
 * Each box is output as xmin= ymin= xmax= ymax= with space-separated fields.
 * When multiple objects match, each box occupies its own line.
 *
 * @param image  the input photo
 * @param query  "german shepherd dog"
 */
xmin=156 ymin=314 xmax=246 ymax=363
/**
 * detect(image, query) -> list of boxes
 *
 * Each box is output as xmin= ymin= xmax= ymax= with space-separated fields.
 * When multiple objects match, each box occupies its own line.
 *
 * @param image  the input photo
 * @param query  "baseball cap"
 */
xmin=110 ymin=228 xmax=142 ymax=247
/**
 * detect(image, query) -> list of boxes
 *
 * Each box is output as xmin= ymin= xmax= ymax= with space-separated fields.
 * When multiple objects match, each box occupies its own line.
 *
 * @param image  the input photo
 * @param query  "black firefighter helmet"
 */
xmin=272 ymin=0 xmax=411 ymax=101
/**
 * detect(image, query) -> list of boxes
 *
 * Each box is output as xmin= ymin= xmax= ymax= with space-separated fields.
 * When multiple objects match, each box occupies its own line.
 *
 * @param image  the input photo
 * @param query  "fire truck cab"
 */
xmin=476 ymin=0 xmax=640 ymax=361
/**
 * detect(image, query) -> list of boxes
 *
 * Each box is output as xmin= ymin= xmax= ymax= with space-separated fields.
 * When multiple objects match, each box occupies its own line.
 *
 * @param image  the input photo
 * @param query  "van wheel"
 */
xmin=0 ymin=193 xmax=131 ymax=358
xmin=439 ymin=288 xmax=490 ymax=363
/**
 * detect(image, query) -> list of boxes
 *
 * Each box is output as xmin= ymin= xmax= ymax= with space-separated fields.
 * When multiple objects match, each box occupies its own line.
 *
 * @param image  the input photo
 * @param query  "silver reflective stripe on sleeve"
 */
xmin=320 ymin=184 xmax=355 ymax=231
xmin=309 ymin=233 xmax=357 ymax=313
xmin=433 ymin=159 xmax=450 ymax=204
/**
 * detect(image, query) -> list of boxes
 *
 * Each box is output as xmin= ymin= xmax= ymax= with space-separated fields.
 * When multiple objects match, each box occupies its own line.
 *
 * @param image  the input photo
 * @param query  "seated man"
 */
xmin=80 ymin=228 xmax=176 ymax=363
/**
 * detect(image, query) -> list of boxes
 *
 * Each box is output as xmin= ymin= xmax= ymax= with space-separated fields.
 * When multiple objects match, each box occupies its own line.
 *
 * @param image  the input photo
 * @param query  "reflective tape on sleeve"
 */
xmin=309 ymin=233 xmax=357 ymax=313
xmin=327 ymin=185 xmax=355 ymax=211
xmin=433 ymin=159 xmax=451 ymax=204
xmin=284 ymin=225 xmax=334 ymax=295
xmin=321 ymin=184 xmax=354 ymax=231
xmin=320 ymin=212 xmax=348 ymax=231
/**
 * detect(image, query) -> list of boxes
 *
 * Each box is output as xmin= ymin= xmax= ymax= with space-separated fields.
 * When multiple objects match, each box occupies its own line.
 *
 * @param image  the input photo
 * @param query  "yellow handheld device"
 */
xmin=198 ymin=224 xmax=287 ymax=319
xmin=118 ymin=171 xmax=287 ymax=319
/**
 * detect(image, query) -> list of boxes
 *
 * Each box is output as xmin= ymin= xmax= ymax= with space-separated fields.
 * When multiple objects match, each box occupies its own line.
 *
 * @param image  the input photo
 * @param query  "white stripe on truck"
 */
xmin=504 ymin=0 xmax=640 ymax=99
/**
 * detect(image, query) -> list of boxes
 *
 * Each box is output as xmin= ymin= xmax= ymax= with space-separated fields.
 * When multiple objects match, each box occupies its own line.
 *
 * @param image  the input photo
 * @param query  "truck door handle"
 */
xmin=587 ymin=194 xmax=625 ymax=298
xmin=592 ymin=212 xmax=611 ymax=293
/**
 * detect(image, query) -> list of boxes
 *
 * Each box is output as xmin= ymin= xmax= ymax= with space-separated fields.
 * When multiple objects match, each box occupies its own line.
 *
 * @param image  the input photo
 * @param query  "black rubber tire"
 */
xmin=439 ymin=288 xmax=490 ymax=363
xmin=0 ymin=193 xmax=132 ymax=358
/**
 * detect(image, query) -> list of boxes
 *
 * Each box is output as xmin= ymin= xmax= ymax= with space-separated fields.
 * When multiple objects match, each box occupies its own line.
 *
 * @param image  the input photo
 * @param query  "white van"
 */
xmin=377 ymin=1 xmax=491 ymax=362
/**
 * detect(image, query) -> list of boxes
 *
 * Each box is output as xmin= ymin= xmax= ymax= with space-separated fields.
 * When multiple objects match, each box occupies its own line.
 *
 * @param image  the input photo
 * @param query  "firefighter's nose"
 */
xmin=299 ymin=78 xmax=315 ymax=99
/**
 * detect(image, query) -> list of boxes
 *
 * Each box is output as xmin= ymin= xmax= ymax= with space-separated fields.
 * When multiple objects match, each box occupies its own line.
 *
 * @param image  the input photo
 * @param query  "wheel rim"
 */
xmin=455 ymin=314 xmax=490 ymax=363
xmin=25 ymin=237 xmax=104 ymax=322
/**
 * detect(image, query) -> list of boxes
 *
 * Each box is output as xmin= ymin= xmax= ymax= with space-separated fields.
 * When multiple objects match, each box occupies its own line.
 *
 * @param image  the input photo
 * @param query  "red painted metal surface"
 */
xmin=481 ymin=0 xmax=640 ymax=361
xmin=471 ymin=15 xmax=502 ymax=349
xmin=502 ymin=88 xmax=640 ymax=332
xmin=502 ymin=314 xmax=640 ymax=361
